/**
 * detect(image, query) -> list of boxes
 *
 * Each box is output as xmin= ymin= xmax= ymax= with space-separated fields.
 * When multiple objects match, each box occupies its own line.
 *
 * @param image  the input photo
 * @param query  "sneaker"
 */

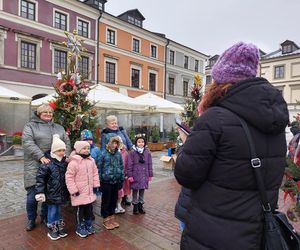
xmin=103 ymin=217 xmax=115 ymax=230
xmin=57 ymin=219 xmax=68 ymax=238
xmin=76 ymin=223 xmax=88 ymax=238
xmin=26 ymin=220 xmax=36 ymax=231
xmin=47 ymin=223 xmax=61 ymax=241
xmin=85 ymin=220 xmax=95 ymax=235
xmin=115 ymin=206 xmax=125 ymax=214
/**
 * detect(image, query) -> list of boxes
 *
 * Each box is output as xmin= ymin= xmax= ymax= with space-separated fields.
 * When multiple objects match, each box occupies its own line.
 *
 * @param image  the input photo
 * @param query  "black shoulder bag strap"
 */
xmin=237 ymin=116 xmax=272 ymax=212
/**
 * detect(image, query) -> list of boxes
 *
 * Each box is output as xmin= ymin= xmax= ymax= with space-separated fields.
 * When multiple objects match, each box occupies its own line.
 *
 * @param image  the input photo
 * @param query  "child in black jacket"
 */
xmin=35 ymin=134 xmax=69 ymax=241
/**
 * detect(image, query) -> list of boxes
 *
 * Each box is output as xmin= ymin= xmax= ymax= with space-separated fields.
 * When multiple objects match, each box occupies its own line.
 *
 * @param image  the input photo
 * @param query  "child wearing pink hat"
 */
xmin=65 ymin=141 xmax=100 ymax=238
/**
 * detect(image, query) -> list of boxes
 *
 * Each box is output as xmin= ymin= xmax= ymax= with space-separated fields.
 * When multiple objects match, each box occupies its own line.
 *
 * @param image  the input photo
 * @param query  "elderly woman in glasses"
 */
xmin=22 ymin=104 xmax=71 ymax=231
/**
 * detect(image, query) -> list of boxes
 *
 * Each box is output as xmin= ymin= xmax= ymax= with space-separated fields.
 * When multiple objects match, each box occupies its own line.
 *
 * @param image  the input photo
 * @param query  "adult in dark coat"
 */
xmin=174 ymin=42 xmax=289 ymax=250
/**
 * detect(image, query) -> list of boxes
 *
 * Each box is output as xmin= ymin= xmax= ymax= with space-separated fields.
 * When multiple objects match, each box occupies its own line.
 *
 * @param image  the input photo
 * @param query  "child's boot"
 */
xmin=57 ymin=219 xmax=68 ymax=238
xmin=26 ymin=220 xmax=36 ymax=231
xmin=133 ymin=204 xmax=139 ymax=214
xmin=122 ymin=195 xmax=131 ymax=206
xmin=138 ymin=203 xmax=146 ymax=214
xmin=110 ymin=215 xmax=119 ymax=228
xmin=47 ymin=222 xmax=61 ymax=240
xmin=103 ymin=216 xmax=115 ymax=230
xmin=85 ymin=219 xmax=95 ymax=234
xmin=76 ymin=222 xmax=88 ymax=238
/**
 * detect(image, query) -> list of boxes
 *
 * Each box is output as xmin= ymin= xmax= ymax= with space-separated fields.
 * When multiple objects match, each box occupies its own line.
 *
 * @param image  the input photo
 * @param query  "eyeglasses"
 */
xmin=41 ymin=111 xmax=53 ymax=114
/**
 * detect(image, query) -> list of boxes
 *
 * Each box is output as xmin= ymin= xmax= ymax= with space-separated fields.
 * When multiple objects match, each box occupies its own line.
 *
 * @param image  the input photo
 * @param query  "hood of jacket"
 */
xmin=69 ymin=154 xmax=93 ymax=163
xmin=218 ymin=77 xmax=289 ymax=135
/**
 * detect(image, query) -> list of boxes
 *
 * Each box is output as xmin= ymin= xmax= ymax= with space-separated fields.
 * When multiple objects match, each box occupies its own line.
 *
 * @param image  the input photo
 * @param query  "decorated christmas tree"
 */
xmin=181 ymin=74 xmax=204 ymax=127
xmin=49 ymin=31 xmax=98 ymax=145
xmin=283 ymin=113 xmax=300 ymax=222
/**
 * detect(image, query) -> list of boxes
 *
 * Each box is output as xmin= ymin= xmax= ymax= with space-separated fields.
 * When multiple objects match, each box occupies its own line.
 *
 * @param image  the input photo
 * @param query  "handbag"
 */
xmin=237 ymin=114 xmax=300 ymax=250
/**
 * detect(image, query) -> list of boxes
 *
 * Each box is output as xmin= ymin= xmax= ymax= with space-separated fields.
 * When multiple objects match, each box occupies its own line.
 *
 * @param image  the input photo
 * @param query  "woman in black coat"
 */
xmin=174 ymin=42 xmax=289 ymax=250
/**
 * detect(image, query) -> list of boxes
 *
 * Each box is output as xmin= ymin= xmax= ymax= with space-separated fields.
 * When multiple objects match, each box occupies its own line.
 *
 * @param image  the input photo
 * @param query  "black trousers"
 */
xmin=76 ymin=203 xmax=93 ymax=224
xmin=101 ymin=183 xmax=118 ymax=218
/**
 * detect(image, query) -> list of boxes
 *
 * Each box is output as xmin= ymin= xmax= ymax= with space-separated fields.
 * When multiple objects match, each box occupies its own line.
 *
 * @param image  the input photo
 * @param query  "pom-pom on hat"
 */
xmin=51 ymin=134 xmax=66 ymax=153
xmin=80 ymin=129 xmax=93 ymax=141
xmin=134 ymin=133 xmax=147 ymax=146
xmin=74 ymin=141 xmax=90 ymax=154
xmin=211 ymin=42 xmax=259 ymax=84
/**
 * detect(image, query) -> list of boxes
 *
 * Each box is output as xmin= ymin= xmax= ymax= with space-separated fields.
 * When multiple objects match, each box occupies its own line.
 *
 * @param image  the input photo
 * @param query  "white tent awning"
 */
xmin=0 ymin=85 xmax=31 ymax=103
xmin=31 ymin=84 xmax=148 ymax=111
xmin=134 ymin=93 xmax=184 ymax=113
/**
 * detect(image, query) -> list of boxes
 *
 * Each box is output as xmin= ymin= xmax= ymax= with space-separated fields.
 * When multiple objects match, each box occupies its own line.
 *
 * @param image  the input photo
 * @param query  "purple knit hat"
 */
xmin=211 ymin=42 xmax=259 ymax=84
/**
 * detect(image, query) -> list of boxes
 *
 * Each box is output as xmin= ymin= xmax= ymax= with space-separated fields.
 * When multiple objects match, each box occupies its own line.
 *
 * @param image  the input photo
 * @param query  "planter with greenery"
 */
xmin=151 ymin=125 xmax=160 ymax=143
xmin=12 ymin=132 xmax=23 ymax=157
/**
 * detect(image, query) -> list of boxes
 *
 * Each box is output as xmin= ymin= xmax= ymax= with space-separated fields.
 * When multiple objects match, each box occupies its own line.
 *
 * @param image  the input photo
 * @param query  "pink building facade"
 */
xmin=0 ymin=0 xmax=101 ymax=98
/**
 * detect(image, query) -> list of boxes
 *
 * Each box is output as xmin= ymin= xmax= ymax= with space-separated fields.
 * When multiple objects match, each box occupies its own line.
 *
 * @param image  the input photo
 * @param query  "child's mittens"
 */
xmin=93 ymin=187 xmax=102 ymax=196
xmin=72 ymin=192 xmax=80 ymax=197
xmin=148 ymin=177 xmax=153 ymax=182
xmin=128 ymin=177 xmax=134 ymax=183
xmin=35 ymin=193 xmax=46 ymax=202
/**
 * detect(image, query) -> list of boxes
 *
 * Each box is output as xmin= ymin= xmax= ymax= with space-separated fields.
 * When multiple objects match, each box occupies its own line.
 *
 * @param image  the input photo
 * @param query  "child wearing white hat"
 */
xmin=35 ymin=134 xmax=69 ymax=241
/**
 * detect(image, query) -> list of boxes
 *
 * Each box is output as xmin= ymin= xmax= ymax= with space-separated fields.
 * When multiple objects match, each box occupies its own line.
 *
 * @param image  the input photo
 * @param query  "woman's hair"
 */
xmin=36 ymin=104 xmax=53 ymax=116
xmin=105 ymin=115 xmax=117 ymax=125
xmin=201 ymin=81 xmax=233 ymax=112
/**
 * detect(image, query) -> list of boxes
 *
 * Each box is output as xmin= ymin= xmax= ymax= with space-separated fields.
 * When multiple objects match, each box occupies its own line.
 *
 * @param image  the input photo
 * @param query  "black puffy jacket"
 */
xmin=36 ymin=152 xmax=69 ymax=205
xmin=174 ymin=78 xmax=289 ymax=250
xmin=175 ymin=187 xmax=191 ymax=223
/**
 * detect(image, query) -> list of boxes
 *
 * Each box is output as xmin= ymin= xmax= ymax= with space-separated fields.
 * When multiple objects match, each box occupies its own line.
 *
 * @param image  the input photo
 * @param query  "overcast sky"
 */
xmin=105 ymin=0 xmax=300 ymax=57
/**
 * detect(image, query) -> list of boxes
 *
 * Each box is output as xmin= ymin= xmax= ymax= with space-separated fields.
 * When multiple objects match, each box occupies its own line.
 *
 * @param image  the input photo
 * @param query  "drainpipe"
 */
xmin=164 ymin=38 xmax=170 ymax=99
xmin=96 ymin=10 xmax=103 ymax=85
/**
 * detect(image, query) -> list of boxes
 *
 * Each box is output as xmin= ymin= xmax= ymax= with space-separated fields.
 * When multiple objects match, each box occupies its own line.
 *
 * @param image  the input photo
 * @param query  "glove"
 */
xmin=93 ymin=187 xmax=102 ymax=196
xmin=117 ymin=181 xmax=124 ymax=190
xmin=72 ymin=192 xmax=80 ymax=197
xmin=35 ymin=193 xmax=46 ymax=202
xmin=148 ymin=177 xmax=153 ymax=182
xmin=128 ymin=177 xmax=134 ymax=183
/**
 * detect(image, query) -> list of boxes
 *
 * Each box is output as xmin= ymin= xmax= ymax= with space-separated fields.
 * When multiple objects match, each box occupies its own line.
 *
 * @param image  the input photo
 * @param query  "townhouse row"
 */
xmin=0 ymin=0 xmax=209 ymax=105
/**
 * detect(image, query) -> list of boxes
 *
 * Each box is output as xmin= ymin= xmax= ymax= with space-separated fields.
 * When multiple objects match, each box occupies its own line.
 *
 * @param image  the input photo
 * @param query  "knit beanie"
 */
xmin=74 ymin=141 xmax=90 ymax=153
xmin=134 ymin=134 xmax=146 ymax=146
xmin=51 ymin=134 xmax=66 ymax=153
xmin=211 ymin=42 xmax=259 ymax=84
xmin=80 ymin=129 xmax=93 ymax=141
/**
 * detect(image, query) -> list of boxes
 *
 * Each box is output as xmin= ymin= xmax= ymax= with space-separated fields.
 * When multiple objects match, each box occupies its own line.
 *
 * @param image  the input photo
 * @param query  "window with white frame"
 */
xmin=21 ymin=0 xmax=36 ymax=20
xmin=21 ymin=41 xmax=36 ymax=69
xmin=54 ymin=11 xmax=67 ymax=31
xmin=183 ymin=80 xmax=188 ymax=97
xmin=0 ymin=30 xmax=5 ymax=65
xmin=151 ymin=45 xmax=157 ymax=58
xmin=107 ymin=28 xmax=116 ymax=45
xmin=105 ymin=61 xmax=116 ymax=84
xmin=78 ymin=56 xmax=89 ymax=79
xmin=149 ymin=72 xmax=156 ymax=91
xmin=54 ymin=49 xmax=67 ymax=73
xmin=274 ymin=65 xmax=285 ymax=79
xmin=169 ymin=50 xmax=175 ymax=65
xmin=195 ymin=59 xmax=199 ymax=72
xmin=132 ymin=38 xmax=140 ymax=53
xmin=169 ymin=77 xmax=175 ymax=95
xmin=184 ymin=56 xmax=189 ymax=69
xmin=131 ymin=68 xmax=140 ymax=88
xmin=78 ymin=19 xmax=89 ymax=38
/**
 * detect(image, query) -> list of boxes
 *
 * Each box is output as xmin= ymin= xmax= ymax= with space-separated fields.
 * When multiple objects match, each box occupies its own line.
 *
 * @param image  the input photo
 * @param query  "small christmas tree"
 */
xmin=49 ymin=31 xmax=98 ymax=145
xmin=182 ymin=74 xmax=204 ymax=127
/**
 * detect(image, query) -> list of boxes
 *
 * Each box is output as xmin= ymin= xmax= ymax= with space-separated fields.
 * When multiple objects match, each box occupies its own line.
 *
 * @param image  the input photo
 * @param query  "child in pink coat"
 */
xmin=65 ymin=141 xmax=100 ymax=238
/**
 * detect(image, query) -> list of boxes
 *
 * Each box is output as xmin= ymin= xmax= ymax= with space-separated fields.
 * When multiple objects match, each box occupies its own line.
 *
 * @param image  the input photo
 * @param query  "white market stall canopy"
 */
xmin=31 ymin=84 xmax=148 ymax=112
xmin=134 ymin=93 xmax=184 ymax=113
xmin=0 ymin=85 xmax=31 ymax=104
